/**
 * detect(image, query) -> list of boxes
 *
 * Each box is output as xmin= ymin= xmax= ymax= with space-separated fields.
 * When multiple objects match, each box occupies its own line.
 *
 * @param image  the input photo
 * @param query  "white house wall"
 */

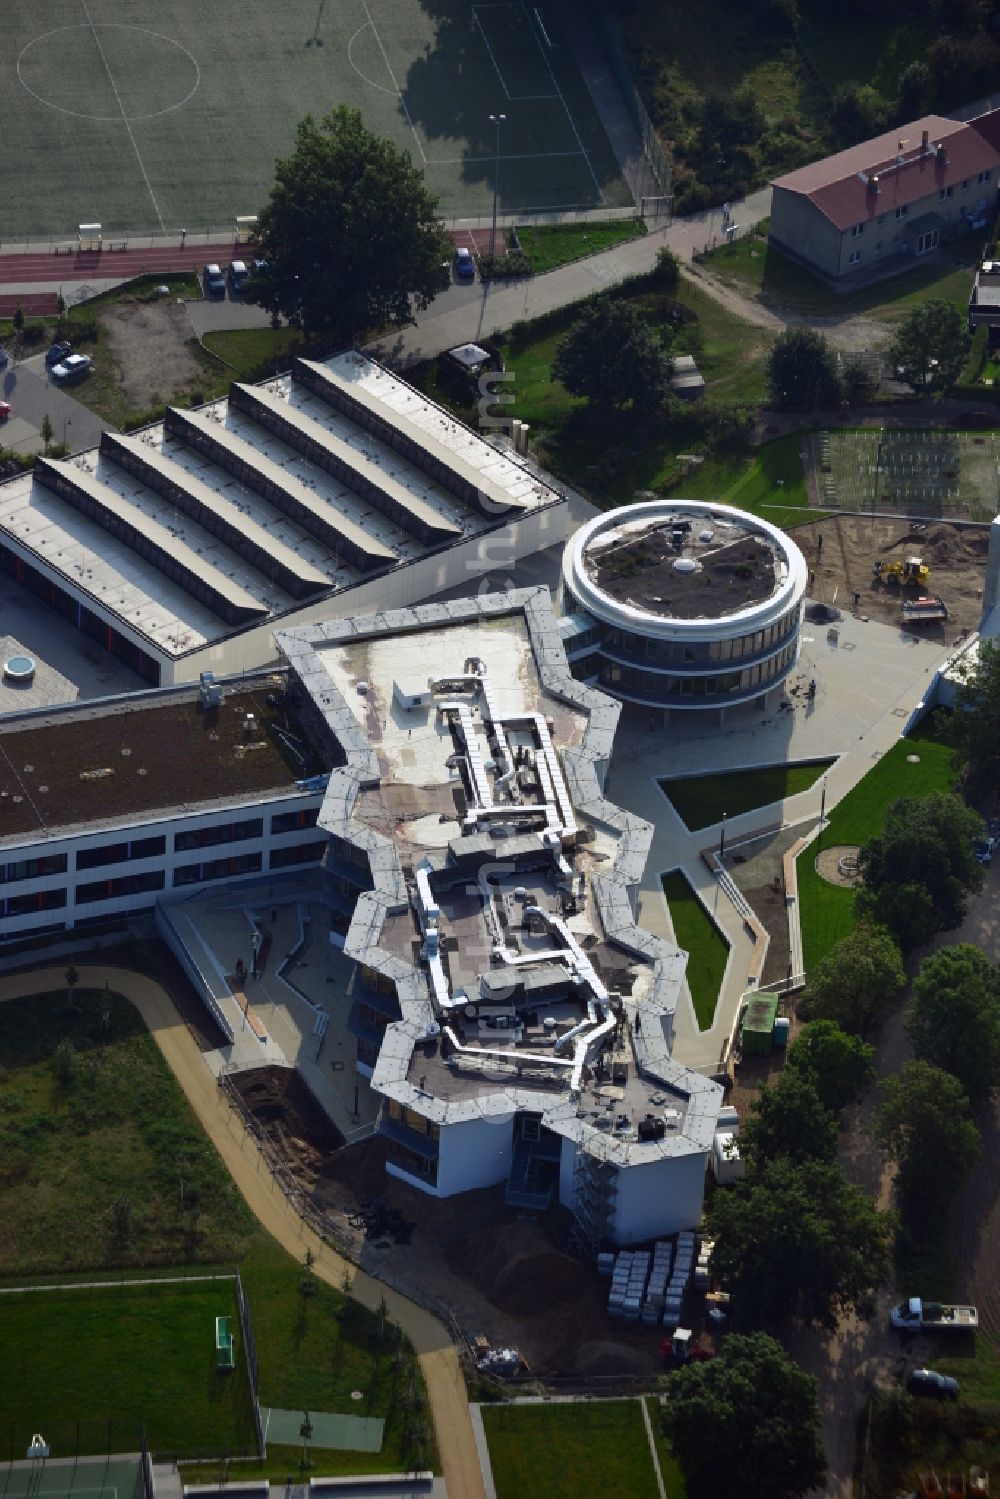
xmin=610 ymin=1149 xmax=709 ymax=1244
xmin=435 ymin=1113 xmax=515 ymax=1196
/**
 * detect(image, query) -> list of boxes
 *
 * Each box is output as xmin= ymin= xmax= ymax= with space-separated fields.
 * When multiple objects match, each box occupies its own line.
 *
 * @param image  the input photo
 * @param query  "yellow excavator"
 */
xmin=872 ymin=555 xmax=930 ymax=587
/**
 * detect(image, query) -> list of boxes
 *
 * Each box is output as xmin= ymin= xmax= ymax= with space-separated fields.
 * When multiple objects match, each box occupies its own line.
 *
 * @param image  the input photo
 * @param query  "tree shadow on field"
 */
xmin=397 ymin=0 xmax=622 ymax=210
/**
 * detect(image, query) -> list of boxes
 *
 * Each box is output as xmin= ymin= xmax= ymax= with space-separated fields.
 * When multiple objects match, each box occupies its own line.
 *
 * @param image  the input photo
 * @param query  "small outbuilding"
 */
xmin=670 ymin=354 xmax=705 ymax=401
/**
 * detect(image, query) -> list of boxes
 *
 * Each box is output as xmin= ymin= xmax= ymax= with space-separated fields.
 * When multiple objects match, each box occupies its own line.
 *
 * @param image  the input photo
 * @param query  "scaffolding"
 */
xmin=569 ymin=1141 xmax=619 ymax=1258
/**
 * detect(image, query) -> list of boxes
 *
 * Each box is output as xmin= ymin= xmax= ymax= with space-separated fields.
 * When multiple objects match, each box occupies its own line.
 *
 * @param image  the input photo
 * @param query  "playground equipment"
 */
xmin=873 ymin=556 xmax=929 ymax=587
xmin=215 ymin=1314 xmax=235 ymax=1371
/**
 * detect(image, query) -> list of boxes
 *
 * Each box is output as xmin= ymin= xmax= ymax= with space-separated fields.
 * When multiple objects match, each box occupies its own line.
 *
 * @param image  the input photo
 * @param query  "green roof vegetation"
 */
xmin=660 ymin=758 xmax=833 ymax=832
xmin=661 ymin=871 xmax=730 ymax=1030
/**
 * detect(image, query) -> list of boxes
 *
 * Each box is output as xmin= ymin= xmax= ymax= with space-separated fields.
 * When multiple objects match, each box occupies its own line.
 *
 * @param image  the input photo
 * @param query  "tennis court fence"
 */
xmin=234 ymin=1270 xmax=266 ymax=1460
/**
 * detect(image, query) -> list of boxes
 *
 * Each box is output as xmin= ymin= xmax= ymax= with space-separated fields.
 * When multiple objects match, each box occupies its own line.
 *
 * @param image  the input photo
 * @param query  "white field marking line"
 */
xmin=472 ymin=5 xmax=557 ymax=101
xmin=346 ymin=21 xmax=397 ymax=95
xmin=0 ymin=1272 xmax=234 ymax=1294
xmin=430 ymin=149 xmax=586 ymax=164
xmin=18 ymin=1490 xmax=119 ymax=1499
xmin=472 ymin=6 xmax=510 ymax=99
xmin=77 ymin=0 xmax=165 ymax=230
xmin=359 ymin=0 xmax=427 ymax=164
xmin=518 ymin=0 xmax=603 ymax=201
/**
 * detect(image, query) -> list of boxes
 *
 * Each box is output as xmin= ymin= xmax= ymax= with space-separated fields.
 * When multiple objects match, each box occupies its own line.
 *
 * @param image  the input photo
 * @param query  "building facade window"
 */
xmin=174 ymin=818 xmax=263 ymax=852
xmin=848 ymin=249 xmax=862 ymax=265
xmin=979 ymin=170 xmax=992 ymax=184
xmin=895 ymin=205 xmax=908 ymax=219
xmin=76 ymin=871 xmax=164 ymax=904
xmin=77 ymin=835 xmax=166 ymax=870
xmin=173 ymin=852 xmax=262 ymax=886
xmin=0 ymin=888 xmax=67 ymax=917
xmin=270 ymin=840 xmax=326 ymax=869
xmin=939 ymin=186 xmax=954 ymax=201
xmin=271 ymin=807 xmax=320 ymax=835
xmin=0 ymin=853 xmax=68 ymax=884
xmin=851 ymin=223 xmax=864 ymax=237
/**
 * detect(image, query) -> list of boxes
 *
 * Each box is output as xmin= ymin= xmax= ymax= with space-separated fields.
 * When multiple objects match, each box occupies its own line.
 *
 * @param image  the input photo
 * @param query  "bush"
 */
xmin=655 ymin=245 xmax=681 ymax=290
xmin=478 ymin=250 xmax=532 ymax=280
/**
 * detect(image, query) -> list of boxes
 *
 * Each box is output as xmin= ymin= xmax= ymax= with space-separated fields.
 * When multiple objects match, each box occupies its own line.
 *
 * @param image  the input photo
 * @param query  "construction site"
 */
xmin=789 ymin=513 xmax=990 ymax=636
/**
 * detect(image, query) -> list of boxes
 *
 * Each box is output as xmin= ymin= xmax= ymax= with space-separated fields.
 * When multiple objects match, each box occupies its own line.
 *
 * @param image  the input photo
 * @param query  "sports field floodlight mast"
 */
xmin=490 ymin=113 xmax=507 ymax=258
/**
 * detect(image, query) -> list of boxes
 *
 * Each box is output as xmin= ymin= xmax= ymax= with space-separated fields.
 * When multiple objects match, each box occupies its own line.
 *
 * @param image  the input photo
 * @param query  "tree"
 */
xmin=655 ymin=245 xmax=681 ymax=289
xmin=52 ymin=1036 xmax=77 ymax=1088
xmin=784 ymin=1019 xmax=875 ymax=1114
xmin=740 ymin=1070 xmax=839 ymax=1169
xmin=710 ymin=1158 xmax=893 ymax=1330
xmin=857 ymin=792 xmax=983 ymax=947
xmin=906 ymin=944 xmax=1000 ymax=1111
xmin=800 ymin=922 xmax=905 ymax=1035
xmin=765 ymin=328 xmax=841 ymax=409
xmin=12 ymin=306 xmax=23 ymax=334
xmin=663 ymin=1333 xmax=826 ymax=1499
xmin=828 ymin=83 xmax=889 ymax=149
xmin=897 ymin=59 xmax=932 ymax=117
xmin=876 ymin=1060 xmax=980 ymax=1213
xmin=299 ymin=1411 xmax=313 ymax=1471
xmin=41 ymin=415 xmax=53 ymax=455
xmin=889 ymin=299 xmax=971 ymax=394
xmin=952 ymin=636 xmax=1000 ymax=797
xmin=552 ymin=297 xmax=671 ymax=414
xmin=65 ymin=962 xmax=79 ymax=1011
xmin=841 ymin=357 xmax=877 ymax=406
xmin=248 ymin=107 xmax=449 ymax=340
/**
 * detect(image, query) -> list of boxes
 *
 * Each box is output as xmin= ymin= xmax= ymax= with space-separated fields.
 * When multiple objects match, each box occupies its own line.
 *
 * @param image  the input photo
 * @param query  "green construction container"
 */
xmin=741 ymin=994 xmax=779 ymax=1056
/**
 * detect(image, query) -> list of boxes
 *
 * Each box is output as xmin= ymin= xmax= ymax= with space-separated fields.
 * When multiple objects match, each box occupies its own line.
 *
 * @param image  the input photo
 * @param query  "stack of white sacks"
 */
xmin=607 ymin=1248 xmax=650 ymax=1320
xmin=663 ymin=1230 xmax=696 ymax=1329
xmin=641 ymin=1241 xmax=674 ymax=1324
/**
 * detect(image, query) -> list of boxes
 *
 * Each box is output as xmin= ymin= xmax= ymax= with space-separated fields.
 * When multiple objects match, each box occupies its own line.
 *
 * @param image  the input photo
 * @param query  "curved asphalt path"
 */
xmin=0 ymin=966 xmax=484 ymax=1499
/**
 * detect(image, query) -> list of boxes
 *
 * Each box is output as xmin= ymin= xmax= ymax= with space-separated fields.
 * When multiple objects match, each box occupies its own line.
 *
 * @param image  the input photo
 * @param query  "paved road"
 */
xmin=0 ymin=965 xmax=482 ymax=1499
xmin=1 ymin=355 xmax=108 ymax=453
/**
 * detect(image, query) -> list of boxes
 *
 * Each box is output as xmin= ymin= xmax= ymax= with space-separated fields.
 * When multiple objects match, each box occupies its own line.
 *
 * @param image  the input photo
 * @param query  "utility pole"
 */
xmin=489 ymin=113 xmax=507 ymax=258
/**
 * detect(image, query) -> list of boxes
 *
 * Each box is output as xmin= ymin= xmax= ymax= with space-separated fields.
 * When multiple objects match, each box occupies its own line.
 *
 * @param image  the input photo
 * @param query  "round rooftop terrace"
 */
xmin=563 ymin=501 xmax=808 ymax=643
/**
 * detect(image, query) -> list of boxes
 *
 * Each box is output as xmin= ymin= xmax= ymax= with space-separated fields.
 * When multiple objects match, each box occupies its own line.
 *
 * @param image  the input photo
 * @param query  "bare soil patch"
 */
xmin=723 ymin=825 xmax=802 ymax=987
xmin=100 ymin=299 xmax=209 ymax=409
xmin=815 ymin=845 xmax=862 ymax=888
xmin=228 ymin=1064 xmax=345 ymax=1154
xmin=791 ymin=514 xmax=988 ymax=637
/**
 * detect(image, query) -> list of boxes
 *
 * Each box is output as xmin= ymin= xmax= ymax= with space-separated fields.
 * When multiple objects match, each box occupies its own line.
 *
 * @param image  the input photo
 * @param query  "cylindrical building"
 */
xmin=561 ymin=500 xmax=808 ymax=716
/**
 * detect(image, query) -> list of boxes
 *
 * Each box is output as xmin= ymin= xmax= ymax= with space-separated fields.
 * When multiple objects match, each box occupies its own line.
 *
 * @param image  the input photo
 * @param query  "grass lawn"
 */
xmin=797 ymin=717 xmax=958 ymax=969
xmin=0 ymin=1278 xmax=256 ymax=1457
xmin=0 ymin=988 xmax=256 ymax=1276
xmin=643 ymin=1397 xmax=688 ymax=1497
xmin=515 ymin=218 xmax=647 ymax=273
xmin=660 ymin=759 xmax=833 ymax=832
xmin=482 ymin=1400 xmax=660 ymax=1499
xmin=202 ymin=327 xmax=303 ymax=380
xmin=0 ymin=987 xmax=436 ymax=1476
xmin=660 ymin=872 xmax=730 ymax=1030
xmin=702 ymin=228 xmax=983 ymax=323
xmin=670 ymin=432 xmax=821 ymax=529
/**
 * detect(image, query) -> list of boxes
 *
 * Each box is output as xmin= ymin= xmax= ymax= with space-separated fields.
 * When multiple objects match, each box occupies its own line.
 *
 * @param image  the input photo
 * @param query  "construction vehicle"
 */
xmin=901 ymin=595 xmax=949 ymax=625
xmin=891 ymin=1297 xmax=979 ymax=1332
xmin=660 ymin=1327 xmax=715 ymax=1367
xmin=873 ymin=555 xmax=930 ymax=587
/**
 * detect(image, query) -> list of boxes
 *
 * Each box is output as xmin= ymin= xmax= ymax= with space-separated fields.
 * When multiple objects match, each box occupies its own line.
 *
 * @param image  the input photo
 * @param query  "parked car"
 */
xmin=203 ymin=263 xmax=226 ymax=297
xmin=453 ymin=247 xmax=476 ymax=280
xmin=973 ymin=834 xmax=996 ymax=866
xmin=0 ymin=401 xmax=10 ymax=420
xmin=51 ymin=353 xmax=92 ymax=382
xmin=229 ymin=260 xmax=248 ymax=292
xmin=906 ymin=1367 xmax=960 ymax=1400
xmin=45 ymin=342 xmax=72 ymax=367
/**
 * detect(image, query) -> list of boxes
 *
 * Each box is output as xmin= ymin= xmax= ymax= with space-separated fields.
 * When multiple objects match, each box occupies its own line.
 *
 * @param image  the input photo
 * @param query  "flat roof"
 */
xmin=0 ymin=683 xmax=303 ymax=844
xmin=277 ymin=592 xmax=721 ymax=1163
xmin=0 ymin=353 xmax=559 ymax=662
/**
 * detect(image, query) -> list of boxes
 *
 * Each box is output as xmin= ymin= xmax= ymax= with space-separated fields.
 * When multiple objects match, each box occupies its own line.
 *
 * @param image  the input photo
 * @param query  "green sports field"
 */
xmin=0 ymin=1278 xmax=258 ymax=1459
xmin=0 ymin=0 xmax=629 ymax=239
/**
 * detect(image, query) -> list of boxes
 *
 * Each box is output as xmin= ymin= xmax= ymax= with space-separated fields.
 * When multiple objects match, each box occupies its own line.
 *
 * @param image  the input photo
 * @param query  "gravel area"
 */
xmin=100 ymin=297 xmax=210 ymax=408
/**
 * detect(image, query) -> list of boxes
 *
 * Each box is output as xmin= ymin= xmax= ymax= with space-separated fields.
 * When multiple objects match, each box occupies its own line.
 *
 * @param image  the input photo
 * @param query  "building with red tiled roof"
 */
xmin=768 ymin=110 xmax=1000 ymax=283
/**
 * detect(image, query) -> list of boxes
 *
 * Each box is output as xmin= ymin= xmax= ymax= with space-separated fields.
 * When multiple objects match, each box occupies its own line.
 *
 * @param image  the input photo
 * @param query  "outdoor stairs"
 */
xmin=505 ymin=1138 xmax=553 ymax=1210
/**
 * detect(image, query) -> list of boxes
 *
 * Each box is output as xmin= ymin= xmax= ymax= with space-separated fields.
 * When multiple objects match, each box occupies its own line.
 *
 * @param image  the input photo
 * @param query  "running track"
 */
xmin=0 ymin=242 xmax=236 ymax=286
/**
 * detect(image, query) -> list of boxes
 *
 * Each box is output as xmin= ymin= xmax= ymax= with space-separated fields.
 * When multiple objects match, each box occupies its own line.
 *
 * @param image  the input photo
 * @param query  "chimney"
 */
xmin=922 ymin=129 xmax=929 ymax=151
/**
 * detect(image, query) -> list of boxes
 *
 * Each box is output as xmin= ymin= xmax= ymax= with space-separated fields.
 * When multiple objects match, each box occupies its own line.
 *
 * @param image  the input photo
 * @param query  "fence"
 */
xmin=140 ymin=1424 xmax=156 ymax=1499
xmin=588 ymin=0 xmax=672 ymax=212
xmin=234 ymin=1269 xmax=265 ymax=1460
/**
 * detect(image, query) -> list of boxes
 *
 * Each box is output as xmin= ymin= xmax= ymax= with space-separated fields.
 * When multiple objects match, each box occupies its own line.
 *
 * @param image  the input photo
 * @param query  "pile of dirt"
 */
xmin=573 ymin=1340 xmax=657 ymax=1376
xmin=445 ymin=1221 xmax=591 ymax=1316
xmin=321 ymin=1136 xmax=389 ymax=1200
